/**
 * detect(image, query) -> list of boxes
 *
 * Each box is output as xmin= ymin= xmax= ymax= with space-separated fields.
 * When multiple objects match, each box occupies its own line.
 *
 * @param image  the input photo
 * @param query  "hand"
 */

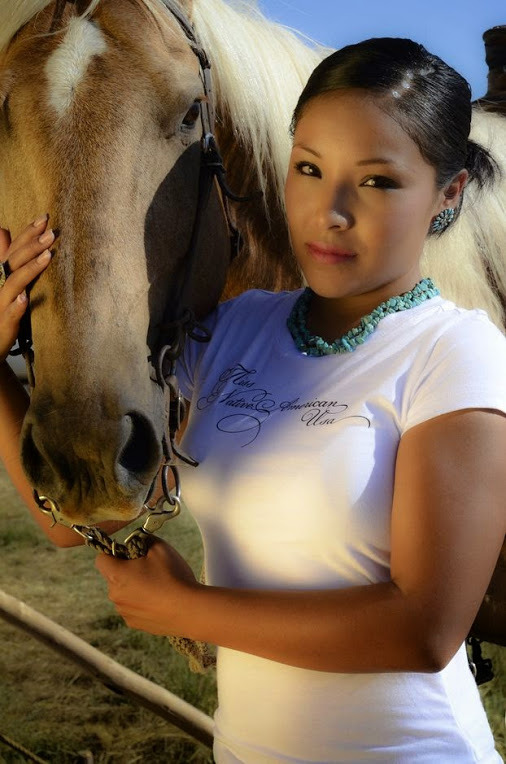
xmin=95 ymin=537 xmax=199 ymax=636
xmin=0 ymin=216 xmax=55 ymax=363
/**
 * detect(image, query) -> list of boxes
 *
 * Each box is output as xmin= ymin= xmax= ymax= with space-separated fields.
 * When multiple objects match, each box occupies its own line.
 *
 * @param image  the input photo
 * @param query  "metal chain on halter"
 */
xmin=34 ymin=482 xmax=216 ymax=672
xmin=33 ymin=464 xmax=182 ymax=560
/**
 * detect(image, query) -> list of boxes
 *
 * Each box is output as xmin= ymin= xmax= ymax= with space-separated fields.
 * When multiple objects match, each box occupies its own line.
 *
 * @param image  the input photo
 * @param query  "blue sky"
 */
xmin=258 ymin=0 xmax=505 ymax=100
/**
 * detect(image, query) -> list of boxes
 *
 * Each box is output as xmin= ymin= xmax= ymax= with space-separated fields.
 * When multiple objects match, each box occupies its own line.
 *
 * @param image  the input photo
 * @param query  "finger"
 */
xmin=0 ymin=249 xmax=52 ymax=309
xmin=5 ymin=215 xmax=50 ymax=262
xmin=0 ymin=227 xmax=11 ymax=260
xmin=7 ymin=224 xmax=56 ymax=273
xmin=0 ymin=292 xmax=28 ymax=361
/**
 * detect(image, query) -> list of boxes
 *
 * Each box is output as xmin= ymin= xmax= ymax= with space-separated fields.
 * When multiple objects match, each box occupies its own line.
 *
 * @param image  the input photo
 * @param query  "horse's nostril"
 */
xmin=118 ymin=412 xmax=160 ymax=478
xmin=21 ymin=423 xmax=73 ymax=491
xmin=21 ymin=424 xmax=47 ymax=486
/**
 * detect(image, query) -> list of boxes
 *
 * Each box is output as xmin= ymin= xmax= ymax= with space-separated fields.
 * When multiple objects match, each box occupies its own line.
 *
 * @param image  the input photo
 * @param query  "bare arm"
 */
xmin=98 ymin=408 xmax=506 ymax=673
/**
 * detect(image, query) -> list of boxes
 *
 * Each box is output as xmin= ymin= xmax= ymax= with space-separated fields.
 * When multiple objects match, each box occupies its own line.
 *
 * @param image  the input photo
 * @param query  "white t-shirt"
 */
xmin=177 ymin=289 xmax=506 ymax=763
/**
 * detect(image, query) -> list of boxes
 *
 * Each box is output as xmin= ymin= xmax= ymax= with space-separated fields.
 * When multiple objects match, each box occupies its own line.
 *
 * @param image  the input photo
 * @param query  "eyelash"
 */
xmin=293 ymin=161 xmax=398 ymax=189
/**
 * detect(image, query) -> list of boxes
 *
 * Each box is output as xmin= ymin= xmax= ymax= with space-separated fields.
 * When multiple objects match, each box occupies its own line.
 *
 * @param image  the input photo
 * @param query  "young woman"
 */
xmin=1 ymin=38 xmax=505 ymax=762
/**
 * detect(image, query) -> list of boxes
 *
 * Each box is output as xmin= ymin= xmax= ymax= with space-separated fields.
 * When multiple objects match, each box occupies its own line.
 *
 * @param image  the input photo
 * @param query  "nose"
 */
xmin=317 ymin=185 xmax=353 ymax=231
xmin=327 ymin=208 xmax=351 ymax=229
xmin=21 ymin=407 xmax=162 ymax=520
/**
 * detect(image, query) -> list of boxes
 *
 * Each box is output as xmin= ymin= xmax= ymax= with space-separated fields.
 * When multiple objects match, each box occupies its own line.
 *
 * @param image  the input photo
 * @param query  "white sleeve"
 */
xmin=402 ymin=312 xmax=506 ymax=433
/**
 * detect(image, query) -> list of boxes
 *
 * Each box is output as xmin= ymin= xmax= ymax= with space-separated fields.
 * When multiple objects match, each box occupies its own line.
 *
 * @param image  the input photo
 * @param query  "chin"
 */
xmin=302 ymin=275 xmax=360 ymax=300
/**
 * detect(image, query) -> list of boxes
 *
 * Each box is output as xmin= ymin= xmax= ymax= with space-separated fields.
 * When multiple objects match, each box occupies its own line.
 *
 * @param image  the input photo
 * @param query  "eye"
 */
xmin=361 ymin=175 xmax=398 ymax=189
xmin=294 ymin=161 xmax=321 ymax=178
xmin=181 ymin=101 xmax=201 ymax=130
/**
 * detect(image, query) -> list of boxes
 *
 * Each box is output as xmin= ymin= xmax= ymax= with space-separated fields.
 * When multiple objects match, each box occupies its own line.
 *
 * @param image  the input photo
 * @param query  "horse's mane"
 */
xmin=423 ymin=108 xmax=506 ymax=329
xmin=0 ymin=1 xmax=66 ymax=53
xmin=190 ymin=0 xmax=326 ymax=203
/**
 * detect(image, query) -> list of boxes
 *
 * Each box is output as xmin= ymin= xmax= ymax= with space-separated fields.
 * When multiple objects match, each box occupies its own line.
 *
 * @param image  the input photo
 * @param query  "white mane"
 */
xmin=191 ymin=0 xmax=327 ymax=202
xmin=422 ymin=107 xmax=506 ymax=328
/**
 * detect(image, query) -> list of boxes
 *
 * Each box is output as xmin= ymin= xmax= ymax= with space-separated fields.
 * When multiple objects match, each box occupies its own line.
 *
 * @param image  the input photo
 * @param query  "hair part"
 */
xmin=290 ymin=38 xmax=499 ymax=235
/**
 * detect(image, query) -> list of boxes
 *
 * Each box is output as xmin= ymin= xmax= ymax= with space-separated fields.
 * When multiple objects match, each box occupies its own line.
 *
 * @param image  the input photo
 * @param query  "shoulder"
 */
xmin=205 ymin=289 xmax=301 ymax=344
xmin=214 ymin=289 xmax=300 ymax=324
xmin=399 ymin=297 xmax=506 ymax=433
xmin=425 ymin=297 xmax=506 ymax=362
xmin=179 ymin=289 xmax=300 ymax=396
xmin=395 ymin=294 xmax=506 ymax=365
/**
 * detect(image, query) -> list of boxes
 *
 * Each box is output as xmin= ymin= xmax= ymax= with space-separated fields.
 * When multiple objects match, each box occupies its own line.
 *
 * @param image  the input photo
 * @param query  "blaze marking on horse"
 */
xmin=45 ymin=17 xmax=107 ymax=116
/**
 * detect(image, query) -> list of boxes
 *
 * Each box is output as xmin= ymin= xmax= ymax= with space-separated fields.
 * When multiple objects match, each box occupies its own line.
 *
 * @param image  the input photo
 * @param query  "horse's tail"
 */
xmin=422 ymin=108 xmax=506 ymax=331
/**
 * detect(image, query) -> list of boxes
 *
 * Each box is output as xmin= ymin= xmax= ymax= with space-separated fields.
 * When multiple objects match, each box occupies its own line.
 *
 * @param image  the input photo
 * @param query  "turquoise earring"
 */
xmin=430 ymin=207 xmax=455 ymax=234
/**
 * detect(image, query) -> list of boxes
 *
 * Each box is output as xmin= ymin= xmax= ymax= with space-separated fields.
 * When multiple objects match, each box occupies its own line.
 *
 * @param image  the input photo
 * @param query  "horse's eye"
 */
xmin=181 ymin=101 xmax=201 ymax=129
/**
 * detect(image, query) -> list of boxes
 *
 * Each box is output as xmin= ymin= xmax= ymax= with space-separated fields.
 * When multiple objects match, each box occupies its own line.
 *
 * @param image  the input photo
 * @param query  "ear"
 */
xmin=440 ymin=169 xmax=469 ymax=211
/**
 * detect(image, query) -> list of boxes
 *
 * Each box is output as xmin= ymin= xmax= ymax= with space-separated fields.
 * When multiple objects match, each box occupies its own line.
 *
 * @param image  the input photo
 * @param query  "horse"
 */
xmin=1 ymin=0 xmax=506 ymax=537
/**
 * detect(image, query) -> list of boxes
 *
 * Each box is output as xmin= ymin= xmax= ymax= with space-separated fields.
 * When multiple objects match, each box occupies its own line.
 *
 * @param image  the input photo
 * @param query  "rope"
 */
xmin=79 ymin=526 xmax=151 ymax=560
xmin=80 ymin=528 xmax=216 ymax=673
xmin=0 ymin=732 xmax=49 ymax=764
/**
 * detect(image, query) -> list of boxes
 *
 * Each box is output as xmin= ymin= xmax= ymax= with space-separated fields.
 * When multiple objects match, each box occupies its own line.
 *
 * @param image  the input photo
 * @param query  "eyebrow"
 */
xmin=293 ymin=144 xmax=396 ymax=167
xmin=356 ymin=158 xmax=396 ymax=166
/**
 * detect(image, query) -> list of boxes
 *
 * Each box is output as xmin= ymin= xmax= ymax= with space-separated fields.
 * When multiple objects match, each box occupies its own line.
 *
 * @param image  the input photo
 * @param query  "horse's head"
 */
xmin=0 ymin=0 xmax=231 ymax=524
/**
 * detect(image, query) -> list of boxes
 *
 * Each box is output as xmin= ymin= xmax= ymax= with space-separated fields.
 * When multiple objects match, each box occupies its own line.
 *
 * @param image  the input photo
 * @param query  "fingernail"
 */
xmin=17 ymin=292 xmax=27 ymax=304
xmin=38 ymin=230 xmax=54 ymax=246
xmin=37 ymin=250 xmax=51 ymax=262
xmin=33 ymin=214 xmax=49 ymax=227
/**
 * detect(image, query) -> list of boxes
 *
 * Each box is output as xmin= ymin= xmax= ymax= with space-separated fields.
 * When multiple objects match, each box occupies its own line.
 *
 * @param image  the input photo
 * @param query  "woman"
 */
xmin=1 ymin=38 xmax=505 ymax=762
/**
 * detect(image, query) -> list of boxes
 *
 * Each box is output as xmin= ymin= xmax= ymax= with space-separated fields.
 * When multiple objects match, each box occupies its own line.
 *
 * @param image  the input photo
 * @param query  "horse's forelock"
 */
xmin=0 ymin=0 xmax=102 ymax=55
xmin=0 ymin=1 xmax=52 ymax=54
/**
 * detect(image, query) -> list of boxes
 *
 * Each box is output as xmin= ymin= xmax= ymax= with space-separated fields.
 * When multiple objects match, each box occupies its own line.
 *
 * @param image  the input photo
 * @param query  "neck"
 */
xmin=307 ymin=275 xmax=423 ymax=342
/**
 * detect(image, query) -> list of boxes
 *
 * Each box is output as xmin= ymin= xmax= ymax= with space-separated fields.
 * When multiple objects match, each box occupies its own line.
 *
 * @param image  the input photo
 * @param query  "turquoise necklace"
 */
xmin=287 ymin=278 xmax=440 ymax=356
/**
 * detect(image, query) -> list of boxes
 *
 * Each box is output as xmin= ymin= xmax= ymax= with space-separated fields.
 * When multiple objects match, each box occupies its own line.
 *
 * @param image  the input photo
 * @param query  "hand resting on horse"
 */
xmin=0 ymin=217 xmax=134 ymax=546
xmin=0 ymin=216 xmax=53 ymax=364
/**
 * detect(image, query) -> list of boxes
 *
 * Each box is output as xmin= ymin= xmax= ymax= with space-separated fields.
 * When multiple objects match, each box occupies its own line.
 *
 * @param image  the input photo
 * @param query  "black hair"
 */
xmin=290 ymin=38 xmax=498 ymax=234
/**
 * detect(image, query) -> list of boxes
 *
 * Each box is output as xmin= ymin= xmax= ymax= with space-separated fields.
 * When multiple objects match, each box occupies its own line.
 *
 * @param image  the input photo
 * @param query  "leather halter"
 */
xmin=14 ymin=0 xmax=256 ymax=538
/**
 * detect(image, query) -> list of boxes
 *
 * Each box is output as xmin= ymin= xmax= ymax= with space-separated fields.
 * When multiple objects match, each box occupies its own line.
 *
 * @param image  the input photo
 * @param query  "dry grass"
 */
xmin=0 ymin=463 xmax=505 ymax=762
xmin=0 ymin=464 xmax=216 ymax=763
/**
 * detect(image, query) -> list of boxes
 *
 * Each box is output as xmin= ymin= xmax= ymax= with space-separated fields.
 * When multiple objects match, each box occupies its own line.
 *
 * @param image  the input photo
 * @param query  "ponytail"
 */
xmin=465 ymin=139 xmax=498 ymax=189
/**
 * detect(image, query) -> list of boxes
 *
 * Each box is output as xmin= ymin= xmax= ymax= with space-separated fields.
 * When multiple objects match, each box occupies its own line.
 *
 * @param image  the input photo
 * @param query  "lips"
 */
xmin=306 ymin=242 xmax=357 ymax=264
